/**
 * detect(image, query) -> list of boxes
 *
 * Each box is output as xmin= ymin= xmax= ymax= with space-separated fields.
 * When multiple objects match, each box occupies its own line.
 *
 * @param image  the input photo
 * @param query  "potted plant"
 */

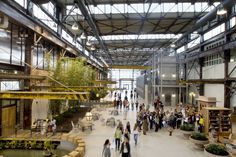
xmin=9 ymin=140 xmax=17 ymax=149
xmin=204 ymin=144 xmax=229 ymax=157
xmin=43 ymin=141 xmax=54 ymax=157
xmin=0 ymin=141 xmax=4 ymax=150
xmin=24 ymin=140 xmax=30 ymax=149
xmin=29 ymin=140 xmax=37 ymax=149
xmin=180 ymin=124 xmax=194 ymax=138
xmin=189 ymin=132 xmax=209 ymax=149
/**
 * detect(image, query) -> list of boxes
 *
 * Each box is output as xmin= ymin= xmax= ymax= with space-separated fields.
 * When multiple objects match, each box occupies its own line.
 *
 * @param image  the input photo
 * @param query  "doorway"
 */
xmin=2 ymin=106 xmax=16 ymax=137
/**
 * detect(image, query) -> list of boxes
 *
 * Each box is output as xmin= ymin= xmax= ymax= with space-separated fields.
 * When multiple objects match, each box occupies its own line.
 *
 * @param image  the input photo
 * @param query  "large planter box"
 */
xmin=204 ymin=148 xmax=230 ymax=157
xmin=189 ymin=136 xmax=209 ymax=149
xmin=180 ymin=130 xmax=194 ymax=138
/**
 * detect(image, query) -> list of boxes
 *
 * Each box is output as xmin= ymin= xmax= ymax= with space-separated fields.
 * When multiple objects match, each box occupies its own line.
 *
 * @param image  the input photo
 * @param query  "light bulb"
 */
xmin=80 ymin=32 xmax=86 ymax=40
xmin=86 ymin=41 xmax=91 ymax=46
xmin=71 ymin=22 xmax=79 ymax=30
xmin=91 ymin=45 xmax=96 ymax=51
xmin=217 ymin=8 xmax=227 ymax=15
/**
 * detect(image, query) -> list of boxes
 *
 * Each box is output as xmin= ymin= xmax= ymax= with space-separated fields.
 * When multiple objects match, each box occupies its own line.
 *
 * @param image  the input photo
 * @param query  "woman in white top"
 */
xmin=120 ymin=137 xmax=131 ymax=157
xmin=133 ymin=122 xmax=139 ymax=145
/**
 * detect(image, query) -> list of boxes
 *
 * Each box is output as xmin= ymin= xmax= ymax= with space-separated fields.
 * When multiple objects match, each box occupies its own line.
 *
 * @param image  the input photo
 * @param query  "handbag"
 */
xmin=110 ymin=139 xmax=115 ymax=149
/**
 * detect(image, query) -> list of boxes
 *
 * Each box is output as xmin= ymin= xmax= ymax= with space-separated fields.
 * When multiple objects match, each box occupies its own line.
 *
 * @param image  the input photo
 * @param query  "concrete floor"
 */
xmin=72 ymin=99 xmax=205 ymax=157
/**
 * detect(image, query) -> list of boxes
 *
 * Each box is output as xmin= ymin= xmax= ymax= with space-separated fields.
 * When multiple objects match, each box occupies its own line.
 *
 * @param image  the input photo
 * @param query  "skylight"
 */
xmin=89 ymin=34 xmax=181 ymax=41
xmin=87 ymin=2 xmax=220 ymax=15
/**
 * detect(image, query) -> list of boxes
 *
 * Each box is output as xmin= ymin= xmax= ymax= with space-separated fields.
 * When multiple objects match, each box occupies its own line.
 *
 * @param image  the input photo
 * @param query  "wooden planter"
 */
xmin=204 ymin=149 xmax=229 ymax=157
xmin=189 ymin=136 xmax=209 ymax=150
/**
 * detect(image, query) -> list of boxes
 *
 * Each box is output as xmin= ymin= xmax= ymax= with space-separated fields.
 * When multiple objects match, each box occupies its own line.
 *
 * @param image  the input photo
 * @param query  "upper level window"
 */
xmin=1 ymin=81 xmax=20 ymax=91
xmin=42 ymin=2 xmax=55 ymax=16
xmin=203 ymin=23 xmax=225 ymax=41
xmin=14 ymin=0 xmax=27 ymax=8
xmin=33 ymin=4 xmax=57 ymax=32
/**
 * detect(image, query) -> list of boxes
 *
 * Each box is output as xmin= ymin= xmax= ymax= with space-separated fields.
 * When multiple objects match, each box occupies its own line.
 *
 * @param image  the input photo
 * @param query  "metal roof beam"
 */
xmin=110 ymin=65 xmax=151 ymax=70
xmin=175 ymin=0 xmax=235 ymax=47
xmin=75 ymin=0 xmax=113 ymax=64
xmin=0 ymin=91 xmax=89 ymax=100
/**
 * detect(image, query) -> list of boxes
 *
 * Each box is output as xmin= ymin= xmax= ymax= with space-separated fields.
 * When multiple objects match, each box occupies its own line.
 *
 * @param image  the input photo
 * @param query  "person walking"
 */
xmin=143 ymin=115 xmax=149 ymax=135
xmin=114 ymin=127 xmax=122 ymax=150
xmin=120 ymin=137 xmax=131 ymax=157
xmin=102 ymin=139 xmax=111 ymax=157
xmin=126 ymin=121 xmax=131 ymax=134
xmin=133 ymin=122 xmax=139 ymax=145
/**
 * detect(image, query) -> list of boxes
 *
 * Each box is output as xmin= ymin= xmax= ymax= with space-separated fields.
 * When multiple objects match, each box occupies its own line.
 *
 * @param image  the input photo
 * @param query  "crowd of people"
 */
xmin=102 ymin=91 xmax=205 ymax=157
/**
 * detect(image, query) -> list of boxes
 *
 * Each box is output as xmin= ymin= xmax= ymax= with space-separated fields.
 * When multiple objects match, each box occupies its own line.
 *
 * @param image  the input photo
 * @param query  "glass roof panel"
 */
xmin=87 ymin=2 xmax=221 ymax=15
xmin=90 ymin=34 xmax=181 ymax=41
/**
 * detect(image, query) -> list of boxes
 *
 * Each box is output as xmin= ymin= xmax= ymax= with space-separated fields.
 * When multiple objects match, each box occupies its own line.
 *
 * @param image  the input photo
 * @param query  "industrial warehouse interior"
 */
xmin=0 ymin=0 xmax=236 ymax=157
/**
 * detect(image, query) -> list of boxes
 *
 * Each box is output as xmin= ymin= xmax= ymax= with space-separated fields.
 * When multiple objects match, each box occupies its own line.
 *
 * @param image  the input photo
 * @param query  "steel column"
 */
xmin=224 ymin=50 xmax=231 ymax=108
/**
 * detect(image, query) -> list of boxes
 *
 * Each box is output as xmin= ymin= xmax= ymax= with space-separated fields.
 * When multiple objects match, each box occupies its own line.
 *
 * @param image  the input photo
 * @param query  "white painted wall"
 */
xmin=229 ymin=62 xmax=236 ymax=77
xmin=203 ymin=63 xmax=224 ymax=79
xmin=188 ymin=67 xmax=200 ymax=80
xmin=31 ymin=99 xmax=49 ymax=124
xmin=230 ymin=93 xmax=236 ymax=108
xmin=204 ymin=84 xmax=224 ymax=107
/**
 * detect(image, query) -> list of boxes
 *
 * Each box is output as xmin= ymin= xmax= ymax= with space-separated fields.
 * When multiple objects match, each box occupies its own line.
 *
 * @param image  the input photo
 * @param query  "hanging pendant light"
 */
xmin=91 ymin=45 xmax=96 ymax=51
xmin=80 ymin=32 xmax=86 ymax=40
xmin=217 ymin=8 xmax=227 ymax=15
xmin=86 ymin=40 xmax=92 ymax=46
xmin=170 ymin=44 xmax=175 ymax=48
xmin=71 ymin=22 xmax=79 ymax=30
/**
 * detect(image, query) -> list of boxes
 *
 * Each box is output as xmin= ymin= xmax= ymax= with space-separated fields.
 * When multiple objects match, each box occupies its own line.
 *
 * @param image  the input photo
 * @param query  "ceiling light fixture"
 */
xmin=86 ymin=40 xmax=91 ymax=46
xmin=217 ymin=8 xmax=227 ymax=15
xmin=80 ymin=32 xmax=86 ymax=40
xmin=91 ymin=45 xmax=96 ymax=51
xmin=71 ymin=22 xmax=79 ymax=30
xmin=170 ymin=44 xmax=175 ymax=48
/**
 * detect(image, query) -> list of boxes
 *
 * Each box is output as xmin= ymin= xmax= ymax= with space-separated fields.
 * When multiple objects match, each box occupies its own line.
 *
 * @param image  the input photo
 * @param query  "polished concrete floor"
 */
xmin=72 ymin=98 xmax=205 ymax=157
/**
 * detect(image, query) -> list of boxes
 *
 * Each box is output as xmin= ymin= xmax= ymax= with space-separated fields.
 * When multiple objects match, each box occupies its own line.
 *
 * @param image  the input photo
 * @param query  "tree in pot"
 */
xmin=204 ymin=144 xmax=229 ymax=157
xmin=190 ymin=132 xmax=209 ymax=149
xmin=180 ymin=124 xmax=194 ymax=138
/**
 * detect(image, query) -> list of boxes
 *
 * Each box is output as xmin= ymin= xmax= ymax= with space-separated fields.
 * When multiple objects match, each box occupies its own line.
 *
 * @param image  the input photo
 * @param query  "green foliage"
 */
xmin=9 ymin=140 xmax=17 ymax=149
xmin=180 ymin=124 xmax=194 ymax=131
xmin=54 ymin=114 xmax=65 ymax=125
xmin=49 ymin=100 xmax=63 ymax=116
xmin=53 ymin=106 xmax=79 ymax=125
xmin=90 ymin=89 xmax=108 ymax=100
xmin=191 ymin=132 xmax=208 ymax=141
xmin=44 ymin=141 xmax=54 ymax=150
xmin=24 ymin=140 xmax=30 ymax=149
xmin=29 ymin=140 xmax=37 ymax=149
xmin=205 ymin=144 xmax=229 ymax=156
xmin=0 ymin=140 xmax=57 ymax=150
xmin=0 ymin=141 xmax=4 ymax=149
xmin=62 ymin=110 xmax=73 ymax=118
xmin=52 ymin=57 xmax=96 ymax=86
